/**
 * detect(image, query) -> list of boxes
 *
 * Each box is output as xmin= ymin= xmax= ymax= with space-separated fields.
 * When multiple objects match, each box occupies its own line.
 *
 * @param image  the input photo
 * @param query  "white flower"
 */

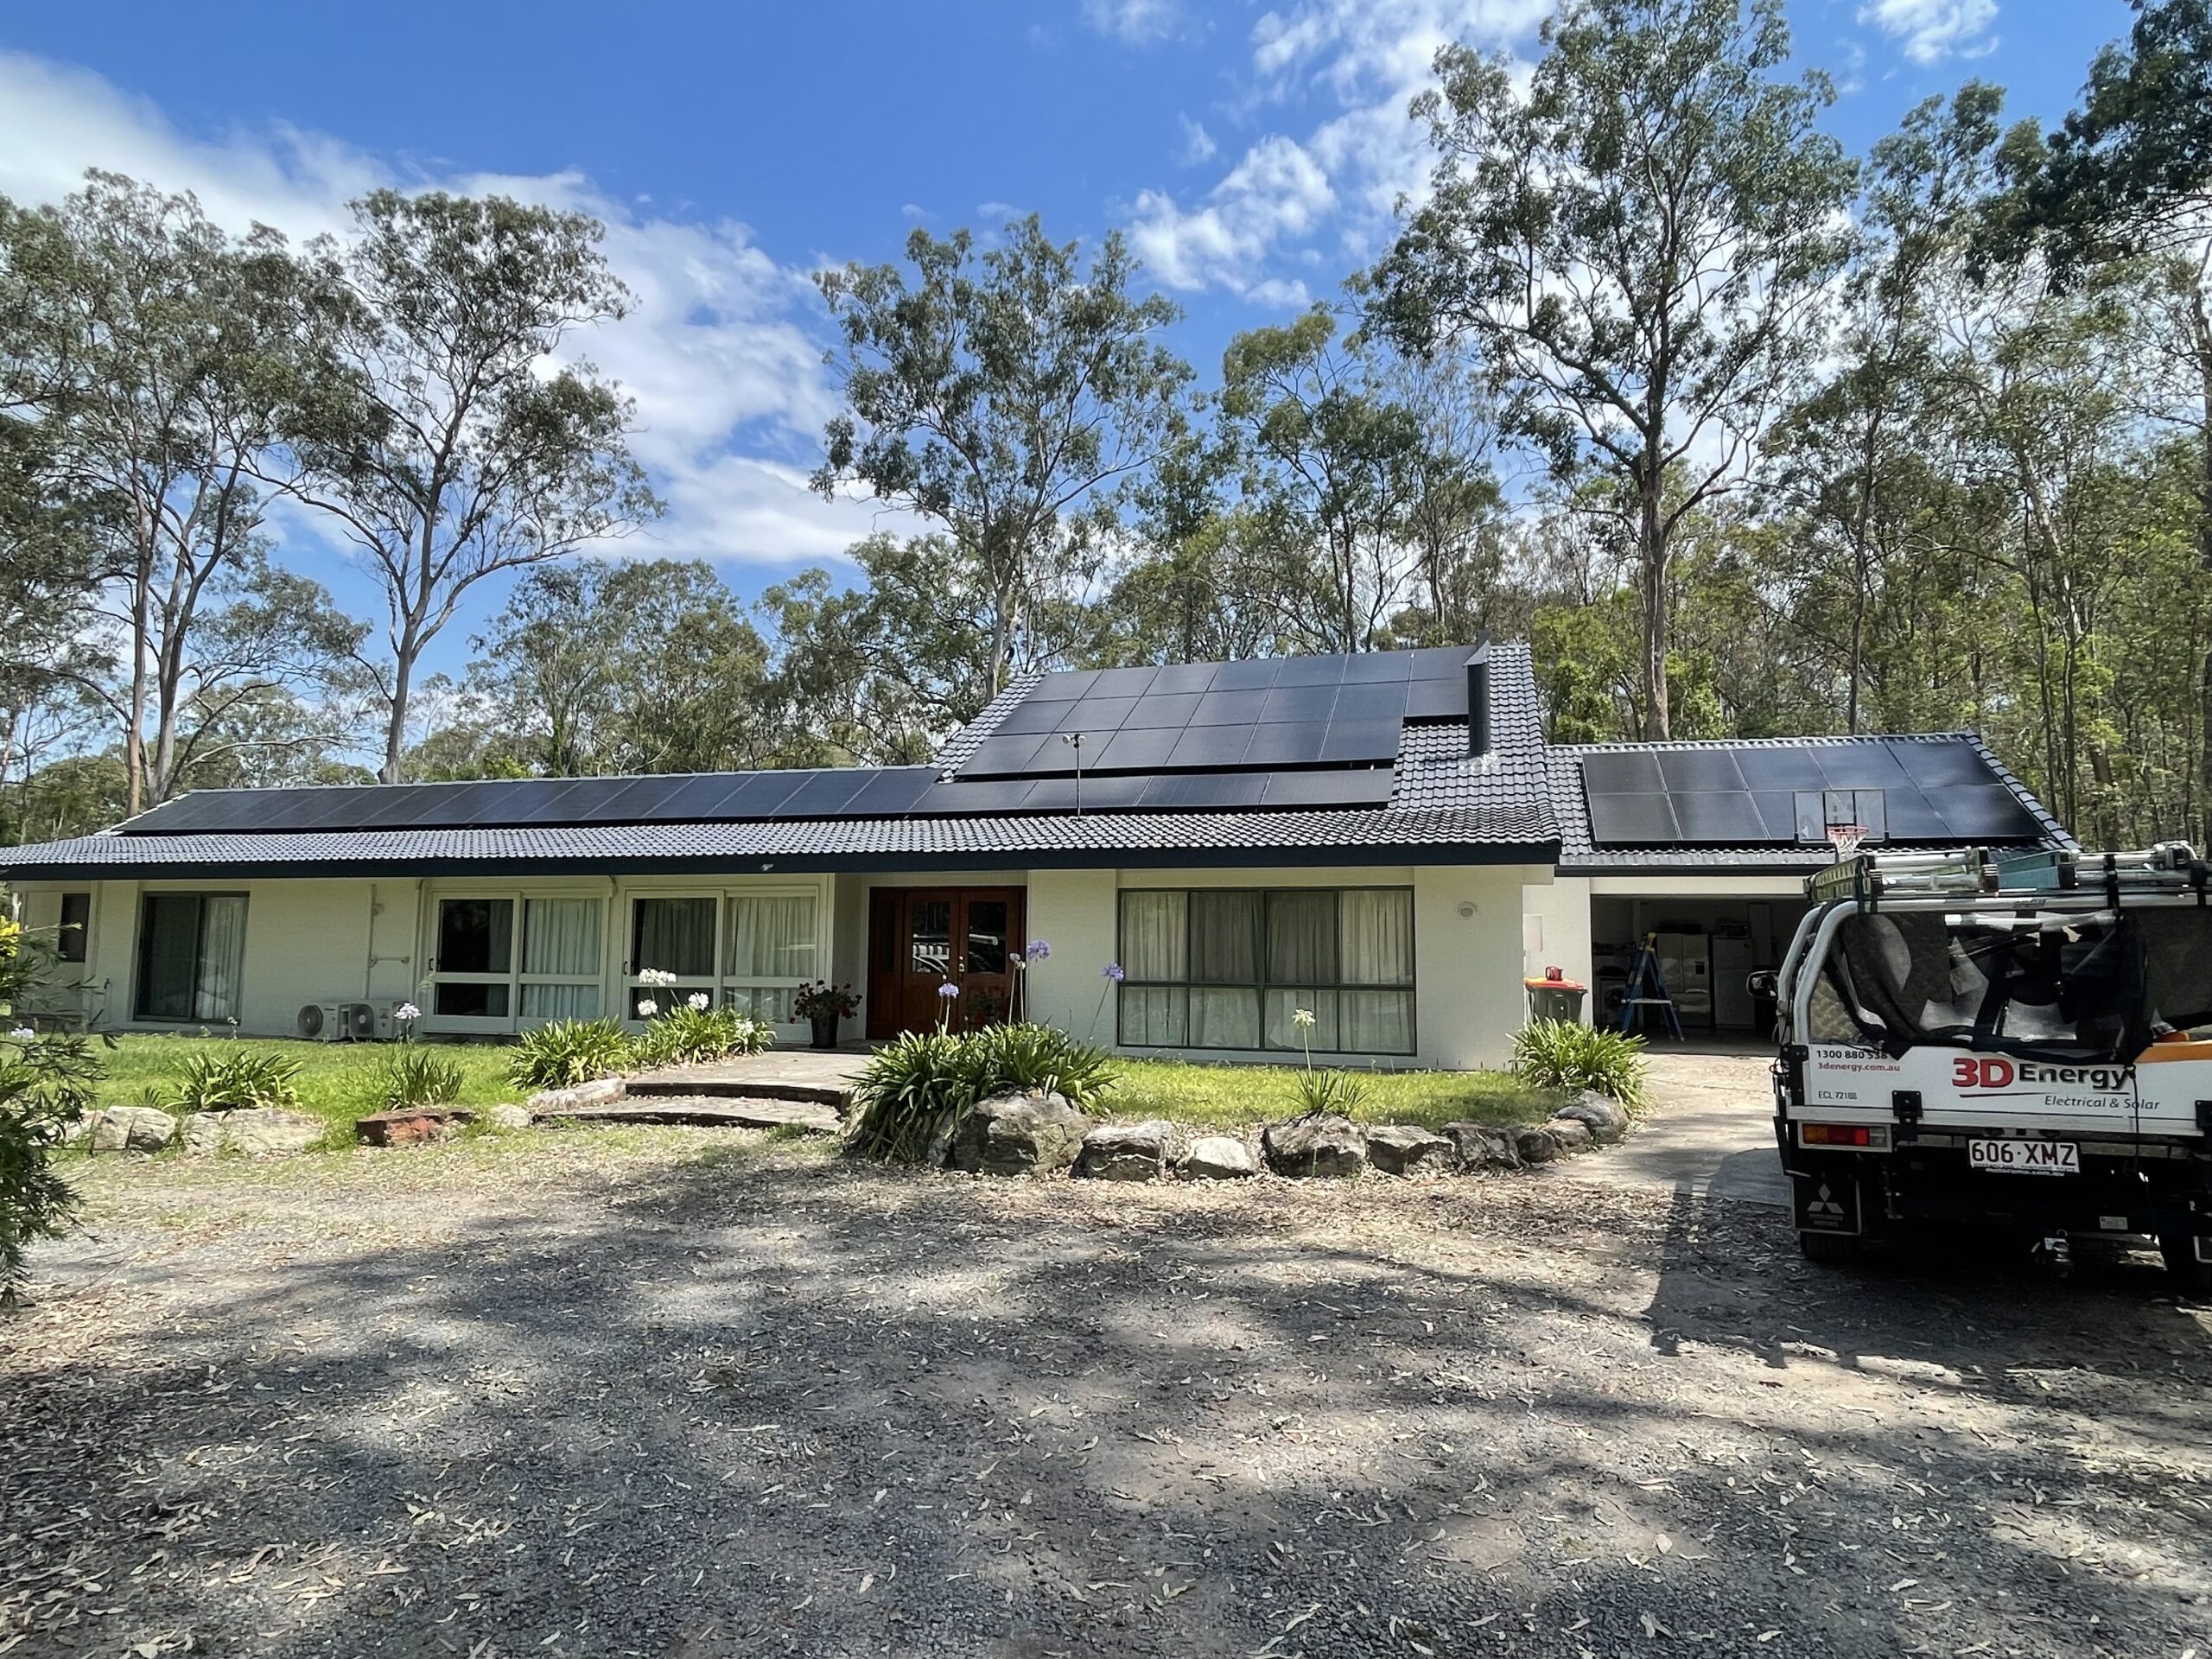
xmin=639 ymin=968 xmax=678 ymax=987
xmin=8 ymin=1027 xmax=34 ymax=1041
xmin=1292 ymin=1007 xmax=1316 ymax=1029
xmin=686 ymin=992 xmax=710 ymax=1012
xmin=393 ymin=1002 xmax=420 ymax=1023
xmin=636 ymin=998 xmax=659 ymax=1019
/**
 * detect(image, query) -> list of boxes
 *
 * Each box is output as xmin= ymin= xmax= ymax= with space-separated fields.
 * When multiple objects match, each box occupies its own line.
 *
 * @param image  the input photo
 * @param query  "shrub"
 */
xmin=1511 ymin=1019 xmax=1648 ymax=1108
xmin=508 ymin=1019 xmax=633 ymax=1092
xmin=1294 ymin=1066 xmax=1369 ymax=1116
xmin=162 ymin=1050 xmax=302 ymax=1113
xmin=849 ymin=1022 xmax=1118 ymax=1164
xmin=631 ymin=1004 xmax=774 ymax=1069
xmin=366 ymin=1046 xmax=466 ymax=1111
xmin=1 ymin=1031 xmax=101 ymax=1304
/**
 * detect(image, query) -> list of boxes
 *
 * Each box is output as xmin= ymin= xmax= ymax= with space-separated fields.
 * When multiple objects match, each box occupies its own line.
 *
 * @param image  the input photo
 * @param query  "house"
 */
xmin=0 ymin=642 xmax=2068 ymax=1065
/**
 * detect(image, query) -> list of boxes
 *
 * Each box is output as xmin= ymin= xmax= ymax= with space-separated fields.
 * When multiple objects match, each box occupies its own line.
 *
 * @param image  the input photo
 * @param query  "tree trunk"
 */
xmin=2190 ymin=279 xmax=2212 ymax=850
xmin=381 ymin=651 xmax=413 ymax=785
xmin=1638 ymin=472 xmax=1670 ymax=741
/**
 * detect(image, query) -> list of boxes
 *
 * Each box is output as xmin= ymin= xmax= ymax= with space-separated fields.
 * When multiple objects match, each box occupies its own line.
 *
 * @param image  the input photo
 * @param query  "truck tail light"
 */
xmin=1802 ymin=1123 xmax=1873 ymax=1147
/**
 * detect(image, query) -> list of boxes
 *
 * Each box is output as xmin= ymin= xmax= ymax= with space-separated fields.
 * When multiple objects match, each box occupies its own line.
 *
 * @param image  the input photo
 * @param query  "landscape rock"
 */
xmin=526 ymin=1087 xmax=578 ymax=1113
xmin=219 ymin=1108 xmax=326 ymax=1155
xmin=1546 ymin=1118 xmax=1594 ymax=1155
xmin=1074 ymin=1119 xmax=1171 ymax=1181
xmin=1514 ymin=1125 xmax=1562 ymax=1165
xmin=1551 ymin=1090 xmax=1630 ymax=1143
xmin=569 ymin=1077 xmax=626 ymax=1107
xmin=1182 ymin=1135 xmax=1260 ymax=1179
xmin=1364 ymin=1123 xmax=1457 ymax=1175
xmin=948 ymin=1091 xmax=1090 ymax=1177
xmin=485 ymin=1103 xmax=533 ymax=1131
xmin=1261 ymin=1114 xmax=1366 ymax=1179
xmin=355 ymin=1106 xmax=474 ymax=1147
xmin=1441 ymin=1122 xmax=1522 ymax=1171
xmin=180 ymin=1112 xmax=226 ymax=1156
xmin=89 ymin=1105 xmax=175 ymax=1154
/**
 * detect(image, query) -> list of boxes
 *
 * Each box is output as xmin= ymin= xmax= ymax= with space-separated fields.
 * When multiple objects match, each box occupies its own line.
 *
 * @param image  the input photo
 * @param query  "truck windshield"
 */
xmin=1810 ymin=906 xmax=2212 ymax=1061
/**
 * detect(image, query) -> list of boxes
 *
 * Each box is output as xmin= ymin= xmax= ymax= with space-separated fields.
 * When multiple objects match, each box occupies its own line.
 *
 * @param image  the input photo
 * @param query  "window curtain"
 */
xmin=1340 ymin=890 xmax=1413 ymax=985
xmin=193 ymin=895 xmax=247 ymax=1022
xmin=1341 ymin=990 xmax=1414 ymax=1053
xmin=1190 ymin=892 xmax=1261 ymax=983
xmin=1263 ymin=988 xmax=1338 ymax=1051
xmin=1266 ymin=891 xmax=1338 ymax=984
xmin=524 ymin=898 xmax=601 ymax=978
xmin=1120 ymin=892 xmax=1187 ymax=981
xmin=727 ymin=895 xmax=817 ymax=980
xmin=521 ymin=983 xmax=600 ymax=1020
xmin=1189 ymin=987 xmax=1260 ymax=1049
xmin=1118 ymin=987 xmax=1186 ymax=1046
xmin=635 ymin=897 xmax=717 ymax=978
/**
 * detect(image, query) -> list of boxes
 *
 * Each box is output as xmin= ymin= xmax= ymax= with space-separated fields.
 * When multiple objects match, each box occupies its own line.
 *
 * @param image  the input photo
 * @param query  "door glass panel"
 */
xmin=137 ymin=894 xmax=200 ymax=1021
xmin=965 ymin=899 xmax=1009 ymax=974
xmin=195 ymin=895 xmax=247 ymax=1022
xmin=727 ymin=895 xmax=817 ymax=978
xmin=632 ymin=897 xmax=716 ymax=978
xmin=435 ymin=982 xmax=511 ymax=1019
xmin=524 ymin=898 xmax=600 ymax=976
xmin=910 ymin=899 xmax=952 ymax=979
xmin=439 ymin=899 xmax=513 ymax=975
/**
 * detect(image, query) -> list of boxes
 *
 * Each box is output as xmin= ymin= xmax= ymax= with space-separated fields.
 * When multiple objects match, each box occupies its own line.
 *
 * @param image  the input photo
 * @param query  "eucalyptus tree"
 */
xmin=1370 ymin=0 xmax=1856 ymax=737
xmin=812 ymin=215 xmax=1193 ymax=699
xmin=288 ymin=190 xmax=661 ymax=783
xmin=0 ymin=173 xmax=352 ymax=810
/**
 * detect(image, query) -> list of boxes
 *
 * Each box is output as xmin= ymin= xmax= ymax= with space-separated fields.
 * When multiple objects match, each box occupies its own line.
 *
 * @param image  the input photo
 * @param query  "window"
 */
xmin=1117 ymin=887 xmax=1414 ymax=1054
xmin=136 ymin=893 xmax=247 ymax=1023
xmin=57 ymin=893 xmax=90 ymax=963
xmin=521 ymin=897 xmax=602 ymax=1020
xmin=431 ymin=897 xmax=514 ymax=1019
xmin=626 ymin=891 xmax=820 ymax=1023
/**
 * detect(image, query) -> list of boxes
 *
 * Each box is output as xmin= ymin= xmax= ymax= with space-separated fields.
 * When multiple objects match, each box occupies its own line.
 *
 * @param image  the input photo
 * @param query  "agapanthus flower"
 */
xmin=638 ymin=968 xmax=678 ymax=987
xmin=1292 ymin=1007 xmax=1317 ymax=1029
xmin=8 ymin=1027 xmax=34 ymax=1041
xmin=687 ymin=992 xmax=711 ymax=1012
xmin=637 ymin=998 xmax=659 ymax=1018
xmin=1102 ymin=962 xmax=1126 ymax=982
xmin=393 ymin=1002 xmax=421 ymax=1023
xmin=1024 ymin=939 xmax=1052 ymax=962
xmin=938 ymin=981 xmax=961 ymax=1000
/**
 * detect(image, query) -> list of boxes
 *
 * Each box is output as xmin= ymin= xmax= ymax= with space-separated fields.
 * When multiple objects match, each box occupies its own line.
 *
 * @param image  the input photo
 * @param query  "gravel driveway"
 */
xmin=5 ymin=1129 xmax=2209 ymax=1658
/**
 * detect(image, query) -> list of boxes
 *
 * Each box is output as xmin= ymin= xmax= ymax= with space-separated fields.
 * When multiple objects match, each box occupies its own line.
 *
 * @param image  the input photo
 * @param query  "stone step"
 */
xmin=535 ymin=1096 xmax=842 ymax=1135
xmin=625 ymin=1071 xmax=852 ymax=1108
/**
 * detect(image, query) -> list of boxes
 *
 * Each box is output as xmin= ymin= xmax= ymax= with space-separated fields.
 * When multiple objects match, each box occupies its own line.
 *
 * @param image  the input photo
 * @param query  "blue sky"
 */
xmin=0 ymin=0 xmax=2139 ymax=696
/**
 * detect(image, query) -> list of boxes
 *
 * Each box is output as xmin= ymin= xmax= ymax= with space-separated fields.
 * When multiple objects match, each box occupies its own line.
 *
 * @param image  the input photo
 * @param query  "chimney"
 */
xmin=1466 ymin=644 xmax=1491 ymax=759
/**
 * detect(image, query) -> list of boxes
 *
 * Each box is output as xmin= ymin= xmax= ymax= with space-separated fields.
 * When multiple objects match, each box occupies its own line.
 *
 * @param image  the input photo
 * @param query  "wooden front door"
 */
xmin=867 ymin=887 xmax=1027 ymax=1039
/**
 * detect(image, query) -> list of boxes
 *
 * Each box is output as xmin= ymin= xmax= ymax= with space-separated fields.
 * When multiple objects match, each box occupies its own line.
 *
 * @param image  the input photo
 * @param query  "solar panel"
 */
xmin=1320 ymin=720 xmax=1404 ymax=763
xmin=1093 ymin=727 xmax=1184 ymax=772
xmin=1119 ymin=692 xmax=1204 ymax=730
xmin=961 ymin=734 xmax=1052 ymax=777
xmin=1274 ymin=652 xmax=1349 ymax=687
xmin=1332 ymin=679 xmax=1414 ymax=721
xmin=842 ymin=768 xmax=938 ymax=817
xmin=1585 ymin=791 xmax=1681 ymax=843
xmin=1342 ymin=651 xmax=1415 ymax=683
xmin=1167 ymin=725 xmax=1255 ymax=768
xmin=1813 ymin=745 xmax=1910 ymax=788
xmin=1210 ymin=658 xmax=1280 ymax=690
xmin=1016 ymin=775 xmax=1152 ymax=812
xmin=1878 ymin=785 xmax=1953 ymax=841
xmin=1403 ymin=678 xmax=1470 ymax=719
xmin=1027 ymin=668 xmax=1096 ymax=702
xmin=1140 ymin=772 xmax=1268 ymax=810
xmin=1669 ymin=791 xmax=1769 ymax=842
xmin=1893 ymin=739 xmax=1997 ymax=786
xmin=1085 ymin=664 xmax=1160 ymax=699
xmin=1147 ymin=661 xmax=1217 ymax=695
xmin=989 ymin=699 xmax=1074 ymax=736
xmin=1733 ymin=747 xmax=1830 ymax=790
xmin=773 ymin=772 xmax=873 ymax=818
xmin=1192 ymin=689 xmax=1270 ymax=726
xmin=1260 ymin=683 xmax=1338 ymax=724
xmin=1408 ymin=646 xmax=1475 ymax=680
xmin=1065 ymin=695 xmax=1140 ymax=733
xmin=1932 ymin=784 xmax=2042 ymax=840
xmin=1241 ymin=723 xmax=1332 ymax=766
xmin=1656 ymin=750 xmax=1750 ymax=792
xmin=1580 ymin=751 xmax=1664 ymax=793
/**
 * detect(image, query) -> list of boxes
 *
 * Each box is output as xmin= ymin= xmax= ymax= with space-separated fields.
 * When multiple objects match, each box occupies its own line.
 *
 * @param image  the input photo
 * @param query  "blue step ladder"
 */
xmin=1618 ymin=933 xmax=1684 ymax=1040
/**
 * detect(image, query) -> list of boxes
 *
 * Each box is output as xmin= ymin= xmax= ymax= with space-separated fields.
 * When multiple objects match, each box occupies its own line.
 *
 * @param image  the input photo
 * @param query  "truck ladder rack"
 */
xmin=1806 ymin=842 xmax=2209 ymax=907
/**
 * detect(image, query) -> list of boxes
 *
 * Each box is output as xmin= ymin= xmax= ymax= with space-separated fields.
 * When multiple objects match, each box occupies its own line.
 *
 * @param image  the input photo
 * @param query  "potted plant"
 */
xmin=792 ymin=981 xmax=861 ymax=1050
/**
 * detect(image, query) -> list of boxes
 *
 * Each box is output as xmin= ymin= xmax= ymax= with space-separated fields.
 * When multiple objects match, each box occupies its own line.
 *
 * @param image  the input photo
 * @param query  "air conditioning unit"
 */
xmin=338 ymin=1002 xmax=378 ymax=1042
xmin=296 ymin=1002 xmax=348 ymax=1042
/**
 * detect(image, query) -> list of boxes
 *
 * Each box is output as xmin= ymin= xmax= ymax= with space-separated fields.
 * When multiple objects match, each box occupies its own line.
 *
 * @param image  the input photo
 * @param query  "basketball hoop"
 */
xmin=1827 ymin=823 xmax=1868 ymax=862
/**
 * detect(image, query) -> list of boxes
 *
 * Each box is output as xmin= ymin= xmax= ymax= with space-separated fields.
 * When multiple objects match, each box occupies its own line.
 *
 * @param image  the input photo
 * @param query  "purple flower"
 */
xmin=938 ymin=981 xmax=961 ymax=1000
xmin=1102 ymin=961 xmax=1126 ymax=982
xmin=1024 ymin=939 xmax=1052 ymax=962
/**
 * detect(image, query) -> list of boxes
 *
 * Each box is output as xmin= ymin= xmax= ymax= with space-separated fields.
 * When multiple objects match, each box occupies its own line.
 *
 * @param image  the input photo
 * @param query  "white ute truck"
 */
xmin=1772 ymin=842 xmax=2212 ymax=1289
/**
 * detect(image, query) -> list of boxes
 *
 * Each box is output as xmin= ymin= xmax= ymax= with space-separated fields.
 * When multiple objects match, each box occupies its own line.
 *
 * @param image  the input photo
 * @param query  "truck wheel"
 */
xmin=1798 ymin=1230 xmax=1861 ymax=1266
xmin=2158 ymin=1235 xmax=2211 ymax=1296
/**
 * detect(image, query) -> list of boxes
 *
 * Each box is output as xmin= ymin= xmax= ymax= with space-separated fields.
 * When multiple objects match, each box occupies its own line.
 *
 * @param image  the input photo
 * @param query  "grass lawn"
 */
xmin=1104 ymin=1057 xmax=1561 ymax=1133
xmin=93 ymin=1034 xmax=520 ymax=1145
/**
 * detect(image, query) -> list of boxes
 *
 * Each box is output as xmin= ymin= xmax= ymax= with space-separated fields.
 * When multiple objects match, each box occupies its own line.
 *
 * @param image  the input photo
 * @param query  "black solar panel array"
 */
xmin=1580 ymin=740 xmax=2042 ymax=848
xmin=963 ymin=645 xmax=1477 ymax=779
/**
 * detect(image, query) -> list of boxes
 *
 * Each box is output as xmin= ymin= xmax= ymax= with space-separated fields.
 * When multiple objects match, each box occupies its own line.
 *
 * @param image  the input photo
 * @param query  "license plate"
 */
xmin=1968 ymin=1139 xmax=2078 ymax=1176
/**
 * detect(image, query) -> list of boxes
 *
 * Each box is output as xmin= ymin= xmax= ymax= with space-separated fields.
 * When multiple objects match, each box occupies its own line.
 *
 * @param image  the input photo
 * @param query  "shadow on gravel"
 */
xmin=6 ymin=1145 xmax=2209 ymax=1659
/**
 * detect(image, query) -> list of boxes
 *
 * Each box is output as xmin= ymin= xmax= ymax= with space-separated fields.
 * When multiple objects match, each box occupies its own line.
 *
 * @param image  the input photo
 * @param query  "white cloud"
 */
xmin=0 ymin=48 xmax=888 ymax=572
xmin=1082 ymin=0 xmax=1183 ymax=44
xmin=1857 ymin=0 xmax=1998 ymax=64
xmin=1178 ymin=115 xmax=1218 ymax=165
xmin=1122 ymin=0 xmax=1551 ymax=303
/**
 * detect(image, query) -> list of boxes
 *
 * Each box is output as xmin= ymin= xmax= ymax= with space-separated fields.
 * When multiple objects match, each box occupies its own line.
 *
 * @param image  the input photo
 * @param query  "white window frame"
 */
xmin=622 ymin=884 xmax=826 ymax=1033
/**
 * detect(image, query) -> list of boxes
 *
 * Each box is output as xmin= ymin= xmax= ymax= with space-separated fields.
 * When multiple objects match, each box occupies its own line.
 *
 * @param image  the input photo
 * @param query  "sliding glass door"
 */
xmin=135 ymin=893 xmax=248 ymax=1025
xmin=427 ymin=897 xmax=517 ymax=1032
xmin=626 ymin=890 xmax=820 ymax=1026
